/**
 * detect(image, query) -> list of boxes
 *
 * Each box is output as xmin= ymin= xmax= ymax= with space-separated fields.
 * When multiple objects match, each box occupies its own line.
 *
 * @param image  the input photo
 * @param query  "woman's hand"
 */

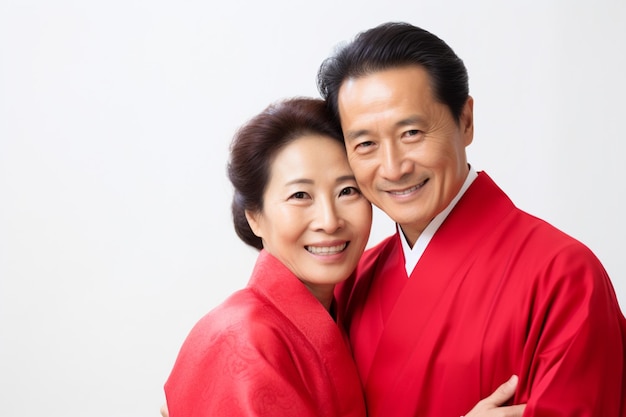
xmin=160 ymin=403 xmax=169 ymax=417
xmin=463 ymin=375 xmax=526 ymax=417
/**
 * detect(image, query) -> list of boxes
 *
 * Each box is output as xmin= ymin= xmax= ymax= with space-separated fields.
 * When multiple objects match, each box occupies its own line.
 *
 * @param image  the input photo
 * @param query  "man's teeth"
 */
xmin=306 ymin=243 xmax=347 ymax=255
xmin=390 ymin=181 xmax=424 ymax=196
xmin=390 ymin=184 xmax=420 ymax=195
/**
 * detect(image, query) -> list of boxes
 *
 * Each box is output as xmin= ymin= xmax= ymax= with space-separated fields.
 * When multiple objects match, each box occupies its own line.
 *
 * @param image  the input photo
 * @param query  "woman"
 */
xmin=162 ymin=98 xmax=525 ymax=417
xmin=164 ymin=97 xmax=371 ymax=417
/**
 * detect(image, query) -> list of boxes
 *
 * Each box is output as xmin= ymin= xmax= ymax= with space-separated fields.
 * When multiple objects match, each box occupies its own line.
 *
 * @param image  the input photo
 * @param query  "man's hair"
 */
xmin=317 ymin=21 xmax=469 ymax=124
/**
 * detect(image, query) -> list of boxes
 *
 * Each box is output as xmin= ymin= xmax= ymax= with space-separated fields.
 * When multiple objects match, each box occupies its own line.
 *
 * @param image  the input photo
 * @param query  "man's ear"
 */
xmin=462 ymin=96 xmax=474 ymax=146
xmin=245 ymin=209 xmax=262 ymax=238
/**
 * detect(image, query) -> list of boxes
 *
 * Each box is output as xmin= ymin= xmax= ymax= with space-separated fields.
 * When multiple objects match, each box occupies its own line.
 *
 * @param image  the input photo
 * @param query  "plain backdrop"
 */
xmin=1 ymin=1 xmax=625 ymax=416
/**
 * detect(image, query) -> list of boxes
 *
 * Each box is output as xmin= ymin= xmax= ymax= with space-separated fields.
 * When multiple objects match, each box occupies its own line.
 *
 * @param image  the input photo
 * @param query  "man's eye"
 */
xmin=356 ymin=140 xmax=374 ymax=149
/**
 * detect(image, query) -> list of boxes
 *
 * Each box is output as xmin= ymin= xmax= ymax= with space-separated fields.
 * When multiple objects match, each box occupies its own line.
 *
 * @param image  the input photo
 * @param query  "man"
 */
xmin=318 ymin=22 xmax=626 ymax=417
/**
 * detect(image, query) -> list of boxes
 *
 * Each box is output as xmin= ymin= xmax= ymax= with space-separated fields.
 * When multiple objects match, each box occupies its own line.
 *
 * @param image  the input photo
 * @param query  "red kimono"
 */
xmin=165 ymin=250 xmax=366 ymax=417
xmin=336 ymin=171 xmax=626 ymax=417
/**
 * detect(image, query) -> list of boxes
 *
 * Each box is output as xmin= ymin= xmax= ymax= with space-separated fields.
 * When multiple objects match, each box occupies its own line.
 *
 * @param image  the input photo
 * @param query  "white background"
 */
xmin=1 ymin=1 xmax=625 ymax=416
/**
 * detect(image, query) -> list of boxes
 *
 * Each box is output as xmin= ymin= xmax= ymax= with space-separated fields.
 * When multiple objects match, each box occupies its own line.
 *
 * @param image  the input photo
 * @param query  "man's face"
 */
xmin=337 ymin=65 xmax=474 ymax=245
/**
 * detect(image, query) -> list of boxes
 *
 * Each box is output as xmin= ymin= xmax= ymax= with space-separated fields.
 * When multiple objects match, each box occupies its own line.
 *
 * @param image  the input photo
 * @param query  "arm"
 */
xmin=518 ymin=245 xmax=626 ymax=416
xmin=165 ymin=323 xmax=320 ymax=417
xmin=165 ymin=376 xmax=526 ymax=417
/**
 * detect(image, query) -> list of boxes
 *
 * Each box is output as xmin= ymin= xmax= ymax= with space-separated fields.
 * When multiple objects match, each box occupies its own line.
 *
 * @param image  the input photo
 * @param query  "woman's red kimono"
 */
xmin=164 ymin=250 xmax=366 ymax=417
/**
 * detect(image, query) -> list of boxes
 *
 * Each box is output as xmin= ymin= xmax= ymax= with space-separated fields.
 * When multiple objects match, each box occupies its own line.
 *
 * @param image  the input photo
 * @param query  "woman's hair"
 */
xmin=317 ymin=21 xmax=469 ymax=124
xmin=227 ymin=97 xmax=344 ymax=250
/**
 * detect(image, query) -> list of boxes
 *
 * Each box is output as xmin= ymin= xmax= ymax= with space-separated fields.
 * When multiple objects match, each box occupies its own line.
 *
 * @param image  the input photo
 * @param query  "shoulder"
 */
xmin=334 ymin=235 xmax=398 ymax=318
xmin=504 ymin=211 xmax=618 ymax=314
xmin=359 ymin=235 xmax=396 ymax=270
xmin=511 ymin=209 xmax=604 ymax=272
xmin=166 ymin=290 xmax=319 ymax=417
xmin=180 ymin=289 xmax=293 ymax=360
xmin=337 ymin=234 xmax=396 ymax=293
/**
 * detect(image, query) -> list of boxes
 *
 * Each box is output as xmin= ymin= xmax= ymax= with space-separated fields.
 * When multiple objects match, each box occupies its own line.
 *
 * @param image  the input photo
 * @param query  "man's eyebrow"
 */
xmin=344 ymin=115 xmax=425 ymax=141
xmin=396 ymin=115 xmax=424 ymax=127
xmin=344 ymin=129 xmax=369 ymax=142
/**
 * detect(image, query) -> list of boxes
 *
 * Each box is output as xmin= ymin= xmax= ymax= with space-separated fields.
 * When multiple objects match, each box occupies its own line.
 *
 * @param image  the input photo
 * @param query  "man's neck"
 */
xmin=399 ymin=166 xmax=478 ymax=275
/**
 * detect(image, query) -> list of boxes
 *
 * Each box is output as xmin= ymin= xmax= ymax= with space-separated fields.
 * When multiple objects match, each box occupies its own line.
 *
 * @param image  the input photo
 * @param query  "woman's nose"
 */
xmin=313 ymin=199 xmax=344 ymax=233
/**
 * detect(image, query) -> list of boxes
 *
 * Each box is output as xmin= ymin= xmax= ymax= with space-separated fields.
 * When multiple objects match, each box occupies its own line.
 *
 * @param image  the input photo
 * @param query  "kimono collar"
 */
xmin=247 ymin=250 xmax=345 ymax=350
xmin=400 ymin=165 xmax=478 ymax=275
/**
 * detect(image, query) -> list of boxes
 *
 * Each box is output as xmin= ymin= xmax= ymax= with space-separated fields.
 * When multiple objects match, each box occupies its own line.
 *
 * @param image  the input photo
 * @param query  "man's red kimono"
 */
xmin=336 ymin=171 xmax=626 ymax=417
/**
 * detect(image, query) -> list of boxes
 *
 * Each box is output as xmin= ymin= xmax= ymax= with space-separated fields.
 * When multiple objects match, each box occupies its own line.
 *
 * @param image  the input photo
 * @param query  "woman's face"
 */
xmin=246 ymin=134 xmax=372 ymax=308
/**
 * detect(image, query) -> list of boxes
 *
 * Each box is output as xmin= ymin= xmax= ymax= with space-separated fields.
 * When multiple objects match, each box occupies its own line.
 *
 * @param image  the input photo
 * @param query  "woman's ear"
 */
xmin=245 ymin=209 xmax=262 ymax=238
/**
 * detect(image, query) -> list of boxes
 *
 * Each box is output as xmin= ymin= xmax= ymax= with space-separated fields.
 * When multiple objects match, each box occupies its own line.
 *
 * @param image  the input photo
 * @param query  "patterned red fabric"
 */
xmin=165 ymin=250 xmax=366 ymax=417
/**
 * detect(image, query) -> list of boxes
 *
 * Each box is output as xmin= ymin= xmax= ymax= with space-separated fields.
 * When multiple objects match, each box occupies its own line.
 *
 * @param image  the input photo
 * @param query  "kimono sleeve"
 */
xmin=165 ymin=319 xmax=319 ymax=417
xmin=520 ymin=243 xmax=626 ymax=416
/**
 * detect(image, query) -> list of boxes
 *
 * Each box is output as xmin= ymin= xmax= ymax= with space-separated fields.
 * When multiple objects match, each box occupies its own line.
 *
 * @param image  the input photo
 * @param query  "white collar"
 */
xmin=400 ymin=166 xmax=478 ymax=276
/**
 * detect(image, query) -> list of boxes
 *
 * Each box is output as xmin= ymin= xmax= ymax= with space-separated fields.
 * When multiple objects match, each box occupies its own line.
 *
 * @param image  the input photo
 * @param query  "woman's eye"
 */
xmin=339 ymin=187 xmax=361 ymax=197
xmin=291 ymin=191 xmax=309 ymax=199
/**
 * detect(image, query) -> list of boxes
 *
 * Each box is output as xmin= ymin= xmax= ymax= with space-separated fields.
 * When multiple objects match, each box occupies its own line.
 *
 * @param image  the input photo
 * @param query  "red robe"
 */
xmin=336 ymin=171 xmax=626 ymax=417
xmin=165 ymin=250 xmax=366 ymax=417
